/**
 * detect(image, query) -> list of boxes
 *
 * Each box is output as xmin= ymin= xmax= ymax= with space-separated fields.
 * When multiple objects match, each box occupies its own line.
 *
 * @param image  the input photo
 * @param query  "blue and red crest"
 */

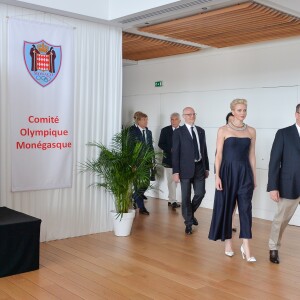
xmin=24 ymin=40 xmax=62 ymax=87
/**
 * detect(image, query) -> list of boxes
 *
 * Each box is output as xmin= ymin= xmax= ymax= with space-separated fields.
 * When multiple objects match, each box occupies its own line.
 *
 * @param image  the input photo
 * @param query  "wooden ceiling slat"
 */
xmin=123 ymin=1 xmax=300 ymax=60
xmin=200 ymin=25 xmax=300 ymax=48
xmin=140 ymin=7 xmax=296 ymax=37
xmin=139 ymin=2 xmax=254 ymax=33
xmin=138 ymin=1 xmax=300 ymax=49
xmin=174 ymin=17 xmax=300 ymax=42
xmin=138 ymin=3 xmax=260 ymax=35
xmin=163 ymin=16 xmax=300 ymax=39
xmin=122 ymin=32 xmax=201 ymax=61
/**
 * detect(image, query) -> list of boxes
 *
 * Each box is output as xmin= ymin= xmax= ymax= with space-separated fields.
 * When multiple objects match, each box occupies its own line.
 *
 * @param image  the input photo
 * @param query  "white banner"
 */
xmin=8 ymin=18 xmax=74 ymax=192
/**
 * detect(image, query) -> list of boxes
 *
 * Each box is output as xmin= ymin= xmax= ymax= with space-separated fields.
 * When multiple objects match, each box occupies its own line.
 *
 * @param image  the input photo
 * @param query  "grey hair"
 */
xmin=170 ymin=112 xmax=180 ymax=118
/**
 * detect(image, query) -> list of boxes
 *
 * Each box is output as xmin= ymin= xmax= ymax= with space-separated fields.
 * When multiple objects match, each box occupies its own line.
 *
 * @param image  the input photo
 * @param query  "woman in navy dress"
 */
xmin=209 ymin=99 xmax=256 ymax=262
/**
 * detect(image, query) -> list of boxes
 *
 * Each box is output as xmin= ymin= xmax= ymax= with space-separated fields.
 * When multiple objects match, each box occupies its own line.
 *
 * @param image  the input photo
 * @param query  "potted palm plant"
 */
xmin=81 ymin=127 xmax=157 ymax=236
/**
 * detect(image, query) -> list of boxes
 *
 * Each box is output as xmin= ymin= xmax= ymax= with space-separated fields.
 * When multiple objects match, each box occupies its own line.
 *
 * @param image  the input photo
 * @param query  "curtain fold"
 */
xmin=0 ymin=4 xmax=122 ymax=241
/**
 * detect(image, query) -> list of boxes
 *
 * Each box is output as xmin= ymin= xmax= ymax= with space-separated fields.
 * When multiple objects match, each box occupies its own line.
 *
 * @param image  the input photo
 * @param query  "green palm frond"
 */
xmin=81 ymin=127 xmax=160 ymax=218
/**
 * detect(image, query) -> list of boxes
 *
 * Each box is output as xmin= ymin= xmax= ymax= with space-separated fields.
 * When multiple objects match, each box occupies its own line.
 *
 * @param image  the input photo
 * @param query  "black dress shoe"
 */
xmin=192 ymin=217 xmax=198 ymax=226
xmin=270 ymin=250 xmax=280 ymax=264
xmin=142 ymin=195 xmax=148 ymax=200
xmin=139 ymin=207 xmax=150 ymax=215
xmin=168 ymin=201 xmax=172 ymax=207
xmin=185 ymin=226 xmax=192 ymax=235
xmin=171 ymin=202 xmax=181 ymax=209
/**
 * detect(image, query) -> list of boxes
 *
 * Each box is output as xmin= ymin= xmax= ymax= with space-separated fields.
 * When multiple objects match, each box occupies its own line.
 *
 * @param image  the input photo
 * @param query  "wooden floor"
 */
xmin=1 ymin=198 xmax=300 ymax=300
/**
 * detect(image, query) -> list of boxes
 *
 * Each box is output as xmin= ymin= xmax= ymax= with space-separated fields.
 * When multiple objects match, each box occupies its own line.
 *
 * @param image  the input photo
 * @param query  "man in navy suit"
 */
xmin=172 ymin=107 xmax=209 ymax=234
xmin=158 ymin=112 xmax=181 ymax=209
xmin=130 ymin=112 xmax=154 ymax=215
xmin=267 ymin=103 xmax=300 ymax=264
xmin=130 ymin=111 xmax=149 ymax=200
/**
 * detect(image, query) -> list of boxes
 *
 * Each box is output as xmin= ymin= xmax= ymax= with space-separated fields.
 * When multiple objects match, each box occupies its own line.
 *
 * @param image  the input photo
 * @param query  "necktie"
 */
xmin=142 ymin=129 xmax=146 ymax=143
xmin=191 ymin=127 xmax=200 ymax=161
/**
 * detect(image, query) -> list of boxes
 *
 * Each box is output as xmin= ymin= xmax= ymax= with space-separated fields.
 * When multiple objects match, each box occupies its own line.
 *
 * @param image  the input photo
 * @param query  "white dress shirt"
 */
xmin=185 ymin=123 xmax=201 ymax=161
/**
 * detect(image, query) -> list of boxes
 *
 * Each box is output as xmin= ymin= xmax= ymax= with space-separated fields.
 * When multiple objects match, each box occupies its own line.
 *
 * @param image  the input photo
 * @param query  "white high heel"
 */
xmin=240 ymin=245 xmax=256 ymax=262
xmin=225 ymin=251 xmax=235 ymax=257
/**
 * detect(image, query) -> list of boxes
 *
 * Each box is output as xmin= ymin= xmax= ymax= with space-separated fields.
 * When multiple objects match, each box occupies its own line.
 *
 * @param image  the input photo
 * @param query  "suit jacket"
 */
xmin=129 ymin=125 xmax=154 ymax=151
xmin=172 ymin=124 xmax=209 ymax=179
xmin=267 ymin=124 xmax=300 ymax=199
xmin=158 ymin=125 xmax=174 ymax=167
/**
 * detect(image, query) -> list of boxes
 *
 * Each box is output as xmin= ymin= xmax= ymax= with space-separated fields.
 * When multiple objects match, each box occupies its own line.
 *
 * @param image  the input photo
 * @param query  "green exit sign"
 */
xmin=155 ymin=81 xmax=163 ymax=87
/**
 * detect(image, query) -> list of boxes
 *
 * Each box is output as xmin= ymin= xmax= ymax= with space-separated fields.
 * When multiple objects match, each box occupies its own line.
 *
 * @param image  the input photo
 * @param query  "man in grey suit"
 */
xmin=172 ymin=107 xmax=209 ymax=234
xmin=267 ymin=103 xmax=300 ymax=264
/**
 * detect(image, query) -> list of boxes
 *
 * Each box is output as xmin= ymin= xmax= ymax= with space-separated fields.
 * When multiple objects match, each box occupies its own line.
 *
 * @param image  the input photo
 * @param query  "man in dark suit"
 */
xmin=158 ymin=112 xmax=181 ymax=209
xmin=267 ymin=103 xmax=300 ymax=264
xmin=130 ymin=112 xmax=154 ymax=215
xmin=130 ymin=111 xmax=148 ymax=202
xmin=172 ymin=107 xmax=209 ymax=234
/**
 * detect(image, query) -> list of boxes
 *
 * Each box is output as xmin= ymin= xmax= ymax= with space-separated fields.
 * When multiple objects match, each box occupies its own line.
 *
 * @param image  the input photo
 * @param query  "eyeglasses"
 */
xmin=183 ymin=113 xmax=197 ymax=117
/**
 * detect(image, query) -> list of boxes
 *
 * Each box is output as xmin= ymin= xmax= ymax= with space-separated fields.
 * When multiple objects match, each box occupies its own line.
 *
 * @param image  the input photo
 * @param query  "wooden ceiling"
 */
xmin=123 ymin=1 xmax=300 ymax=61
xmin=122 ymin=32 xmax=201 ymax=61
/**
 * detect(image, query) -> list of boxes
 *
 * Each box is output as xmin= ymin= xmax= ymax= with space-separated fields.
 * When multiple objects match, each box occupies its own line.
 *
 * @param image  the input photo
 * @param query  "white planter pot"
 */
xmin=110 ymin=209 xmax=136 ymax=237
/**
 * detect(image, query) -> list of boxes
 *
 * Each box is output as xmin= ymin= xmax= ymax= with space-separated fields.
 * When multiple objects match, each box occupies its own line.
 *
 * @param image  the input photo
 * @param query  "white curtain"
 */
xmin=0 ymin=3 xmax=122 ymax=241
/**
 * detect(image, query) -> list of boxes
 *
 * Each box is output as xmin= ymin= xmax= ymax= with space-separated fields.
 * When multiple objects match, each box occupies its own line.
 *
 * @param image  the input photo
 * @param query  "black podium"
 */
xmin=0 ymin=207 xmax=41 ymax=277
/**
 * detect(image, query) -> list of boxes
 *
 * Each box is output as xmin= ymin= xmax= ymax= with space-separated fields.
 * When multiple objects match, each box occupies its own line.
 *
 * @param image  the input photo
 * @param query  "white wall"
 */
xmin=109 ymin=0 xmax=178 ymax=19
xmin=9 ymin=0 xmax=179 ymax=20
xmin=123 ymin=38 xmax=300 ymax=225
xmin=13 ymin=0 xmax=110 ymax=19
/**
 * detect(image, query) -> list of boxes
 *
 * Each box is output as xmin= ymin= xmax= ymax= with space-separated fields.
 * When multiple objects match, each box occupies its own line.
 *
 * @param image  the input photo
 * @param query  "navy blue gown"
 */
xmin=208 ymin=137 xmax=254 ymax=241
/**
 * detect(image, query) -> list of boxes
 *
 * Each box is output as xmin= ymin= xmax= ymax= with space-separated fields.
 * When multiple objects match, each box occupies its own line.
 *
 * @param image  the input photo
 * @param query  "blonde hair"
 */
xmin=133 ymin=111 xmax=143 ymax=120
xmin=230 ymin=99 xmax=247 ymax=110
xmin=136 ymin=112 xmax=148 ymax=121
